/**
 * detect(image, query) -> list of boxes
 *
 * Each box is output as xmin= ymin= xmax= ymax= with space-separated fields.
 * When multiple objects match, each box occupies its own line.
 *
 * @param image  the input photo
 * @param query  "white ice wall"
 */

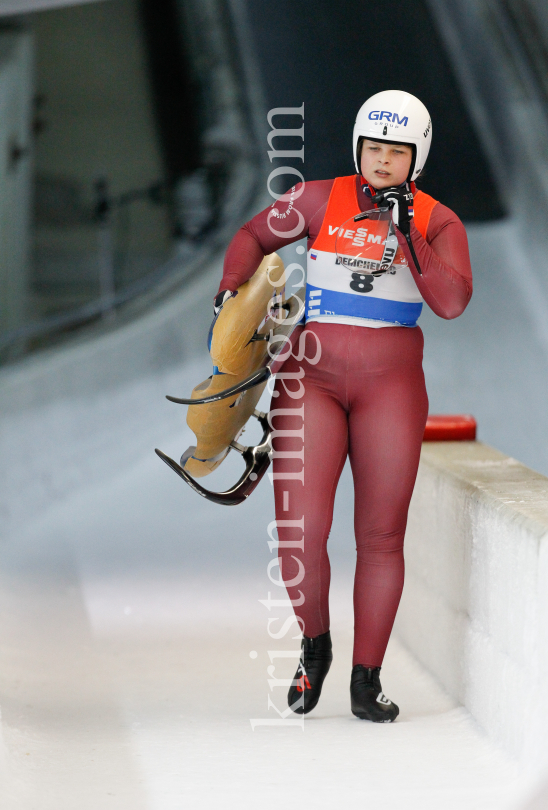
xmin=0 ymin=259 xmax=216 ymax=535
xmin=395 ymin=441 xmax=548 ymax=769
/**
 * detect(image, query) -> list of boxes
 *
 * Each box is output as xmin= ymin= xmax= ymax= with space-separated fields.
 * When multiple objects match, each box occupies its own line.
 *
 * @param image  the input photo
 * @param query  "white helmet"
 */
xmin=353 ymin=90 xmax=432 ymax=182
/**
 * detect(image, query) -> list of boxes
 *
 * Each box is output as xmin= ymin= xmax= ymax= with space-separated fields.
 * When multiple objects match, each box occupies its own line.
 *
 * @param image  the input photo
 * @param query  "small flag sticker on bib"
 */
xmin=310 ymin=253 xmax=317 ymax=260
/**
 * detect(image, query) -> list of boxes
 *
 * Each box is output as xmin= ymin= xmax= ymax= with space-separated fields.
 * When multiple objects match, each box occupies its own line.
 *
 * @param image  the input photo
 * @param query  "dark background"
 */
xmin=244 ymin=0 xmax=504 ymax=221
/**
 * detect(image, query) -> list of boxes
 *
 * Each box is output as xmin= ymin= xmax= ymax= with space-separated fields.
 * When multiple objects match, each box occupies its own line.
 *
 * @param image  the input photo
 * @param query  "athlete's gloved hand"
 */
xmin=209 ymin=289 xmax=238 ymax=352
xmin=372 ymin=184 xmax=414 ymax=236
xmin=213 ymin=289 xmax=237 ymax=315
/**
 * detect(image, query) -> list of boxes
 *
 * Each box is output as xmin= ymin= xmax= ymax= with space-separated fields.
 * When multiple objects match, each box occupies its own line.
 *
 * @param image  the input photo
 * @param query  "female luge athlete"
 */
xmin=216 ymin=90 xmax=472 ymax=721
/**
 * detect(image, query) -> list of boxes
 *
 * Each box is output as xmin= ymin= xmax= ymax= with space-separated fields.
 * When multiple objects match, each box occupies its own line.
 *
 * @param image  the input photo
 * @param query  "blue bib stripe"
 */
xmin=305 ymin=284 xmax=423 ymax=327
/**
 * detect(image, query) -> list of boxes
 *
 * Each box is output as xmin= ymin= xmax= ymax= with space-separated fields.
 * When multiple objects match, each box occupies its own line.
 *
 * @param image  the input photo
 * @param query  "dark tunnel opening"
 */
xmin=245 ymin=0 xmax=505 ymax=222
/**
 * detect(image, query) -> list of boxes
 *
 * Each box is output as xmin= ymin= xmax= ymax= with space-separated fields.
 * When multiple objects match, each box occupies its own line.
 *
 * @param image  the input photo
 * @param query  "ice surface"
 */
xmin=0 ymin=435 xmax=536 ymax=809
xmin=420 ymin=219 xmax=548 ymax=477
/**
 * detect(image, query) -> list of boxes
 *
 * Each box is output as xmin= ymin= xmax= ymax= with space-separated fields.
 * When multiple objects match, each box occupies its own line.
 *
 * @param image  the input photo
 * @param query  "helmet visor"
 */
xmin=335 ymin=209 xmax=408 ymax=278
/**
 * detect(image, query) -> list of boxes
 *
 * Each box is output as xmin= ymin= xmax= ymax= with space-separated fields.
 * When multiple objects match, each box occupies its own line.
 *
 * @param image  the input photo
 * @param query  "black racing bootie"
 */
xmin=350 ymin=665 xmax=399 ymax=723
xmin=287 ymin=631 xmax=333 ymax=715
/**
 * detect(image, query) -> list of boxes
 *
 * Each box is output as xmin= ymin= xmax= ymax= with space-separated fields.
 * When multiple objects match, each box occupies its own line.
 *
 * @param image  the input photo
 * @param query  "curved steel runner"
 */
xmin=155 ymin=410 xmax=271 ymax=505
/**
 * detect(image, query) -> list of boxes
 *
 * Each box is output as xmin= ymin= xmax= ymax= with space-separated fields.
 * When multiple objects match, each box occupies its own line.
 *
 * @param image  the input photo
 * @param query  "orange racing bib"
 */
xmin=306 ymin=175 xmax=437 ymax=327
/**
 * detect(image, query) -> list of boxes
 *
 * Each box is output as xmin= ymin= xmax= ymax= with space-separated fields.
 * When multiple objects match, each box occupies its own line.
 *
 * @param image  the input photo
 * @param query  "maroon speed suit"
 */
xmin=220 ymin=177 xmax=472 ymax=667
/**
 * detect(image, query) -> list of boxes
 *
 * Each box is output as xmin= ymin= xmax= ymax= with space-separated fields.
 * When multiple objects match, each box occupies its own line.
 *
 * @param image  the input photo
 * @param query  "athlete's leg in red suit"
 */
xmin=271 ymin=322 xmax=428 ymax=668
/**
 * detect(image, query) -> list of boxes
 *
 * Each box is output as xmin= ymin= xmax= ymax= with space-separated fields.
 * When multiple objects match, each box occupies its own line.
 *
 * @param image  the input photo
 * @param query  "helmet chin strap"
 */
xmin=360 ymin=179 xmax=417 ymax=200
xmin=360 ymin=179 xmax=377 ymax=199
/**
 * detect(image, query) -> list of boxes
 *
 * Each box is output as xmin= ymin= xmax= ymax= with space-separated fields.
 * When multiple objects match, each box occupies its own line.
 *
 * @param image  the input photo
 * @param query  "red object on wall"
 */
xmin=423 ymin=414 xmax=477 ymax=441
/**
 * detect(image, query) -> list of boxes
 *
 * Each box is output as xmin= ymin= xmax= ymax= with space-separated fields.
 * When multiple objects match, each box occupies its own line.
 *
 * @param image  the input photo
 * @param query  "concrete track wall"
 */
xmin=395 ymin=441 xmax=548 ymax=769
